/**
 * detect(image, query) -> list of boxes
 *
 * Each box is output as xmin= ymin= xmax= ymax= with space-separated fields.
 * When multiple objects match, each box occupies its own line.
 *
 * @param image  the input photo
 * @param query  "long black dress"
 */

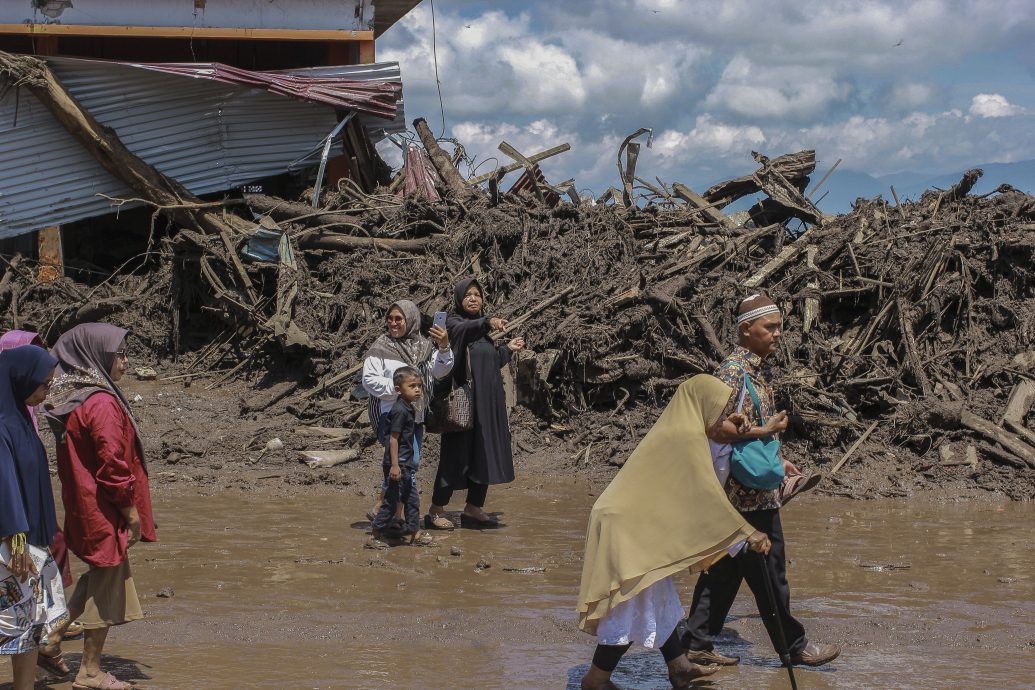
xmin=436 ymin=289 xmax=515 ymax=490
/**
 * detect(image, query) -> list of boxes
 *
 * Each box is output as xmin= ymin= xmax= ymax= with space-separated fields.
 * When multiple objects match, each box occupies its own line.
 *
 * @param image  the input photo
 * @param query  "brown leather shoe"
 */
xmin=790 ymin=641 xmax=840 ymax=666
xmin=685 ymin=648 xmax=740 ymax=666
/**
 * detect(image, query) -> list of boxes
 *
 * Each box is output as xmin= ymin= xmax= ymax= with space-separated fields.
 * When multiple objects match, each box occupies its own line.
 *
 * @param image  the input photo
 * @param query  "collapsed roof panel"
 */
xmin=0 ymin=56 xmax=403 ymax=238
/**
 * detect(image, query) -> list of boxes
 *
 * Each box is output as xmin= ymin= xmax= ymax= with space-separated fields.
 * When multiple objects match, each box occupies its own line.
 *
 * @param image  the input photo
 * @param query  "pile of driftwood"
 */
xmin=2 ymin=52 xmax=1035 ymax=493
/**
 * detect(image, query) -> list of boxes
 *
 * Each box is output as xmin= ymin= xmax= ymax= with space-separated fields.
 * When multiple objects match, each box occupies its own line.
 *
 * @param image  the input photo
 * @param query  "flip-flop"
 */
xmin=780 ymin=472 xmax=822 ymax=506
xmin=36 ymin=648 xmax=70 ymax=676
xmin=363 ymin=537 xmax=389 ymax=550
xmin=410 ymin=531 xmax=435 ymax=547
xmin=72 ymin=671 xmax=132 ymax=690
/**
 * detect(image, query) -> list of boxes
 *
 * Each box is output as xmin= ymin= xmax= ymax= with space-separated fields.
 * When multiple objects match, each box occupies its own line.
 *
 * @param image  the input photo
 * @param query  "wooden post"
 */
xmin=37 ymin=226 xmax=63 ymax=282
xmin=358 ymin=39 xmax=375 ymax=64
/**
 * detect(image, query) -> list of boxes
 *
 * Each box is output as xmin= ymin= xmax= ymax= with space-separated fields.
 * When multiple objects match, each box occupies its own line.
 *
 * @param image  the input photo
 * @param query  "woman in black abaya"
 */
xmin=427 ymin=278 xmax=524 ymax=529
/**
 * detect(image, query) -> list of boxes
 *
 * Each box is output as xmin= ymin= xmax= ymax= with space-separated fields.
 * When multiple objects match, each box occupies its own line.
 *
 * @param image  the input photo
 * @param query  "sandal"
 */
xmin=72 ymin=671 xmax=132 ymax=690
xmin=460 ymin=512 xmax=500 ymax=529
xmin=364 ymin=537 xmax=389 ymax=550
xmin=424 ymin=514 xmax=455 ymax=530
xmin=779 ymin=471 xmax=823 ymax=506
xmin=410 ymin=531 xmax=435 ymax=547
xmin=37 ymin=648 xmax=71 ymax=676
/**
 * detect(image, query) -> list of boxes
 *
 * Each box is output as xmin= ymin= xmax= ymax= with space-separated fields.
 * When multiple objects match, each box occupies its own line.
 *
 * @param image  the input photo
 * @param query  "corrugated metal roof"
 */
xmin=0 ymin=57 xmax=401 ymax=238
xmin=281 ymin=62 xmax=405 ymax=140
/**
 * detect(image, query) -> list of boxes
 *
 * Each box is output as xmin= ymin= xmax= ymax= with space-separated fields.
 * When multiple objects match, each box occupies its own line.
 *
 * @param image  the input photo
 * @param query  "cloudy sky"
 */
xmin=378 ymin=0 xmax=1035 ymax=201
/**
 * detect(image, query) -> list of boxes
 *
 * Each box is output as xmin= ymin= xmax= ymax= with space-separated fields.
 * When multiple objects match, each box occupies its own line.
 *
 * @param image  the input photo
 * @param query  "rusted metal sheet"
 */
xmin=396 ymin=143 xmax=441 ymax=202
xmin=131 ymin=61 xmax=401 ymax=119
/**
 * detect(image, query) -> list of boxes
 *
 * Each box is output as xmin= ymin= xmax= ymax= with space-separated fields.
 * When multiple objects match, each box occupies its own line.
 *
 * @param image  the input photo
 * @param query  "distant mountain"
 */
xmin=718 ymin=159 xmax=1035 ymax=216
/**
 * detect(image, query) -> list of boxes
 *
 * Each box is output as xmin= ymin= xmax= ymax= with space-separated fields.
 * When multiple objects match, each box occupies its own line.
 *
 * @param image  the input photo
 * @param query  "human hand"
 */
xmin=122 ymin=506 xmax=141 ymax=548
xmin=429 ymin=325 xmax=449 ymax=349
xmin=764 ymin=411 xmax=789 ymax=435
xmin=727 ymin=412 xmax=750 ymax=434
xmin=507 ymin=337 xmax=525 ymax=353
xmin=5 ymin=545 xmax=37 ymax=582
xmin=389 ymin=465 xmax=402 ymax=481
xmin=489 ymin=317 xmax=507 ymax=332
xmin=746 ymin=530 xmax=771 ymax=554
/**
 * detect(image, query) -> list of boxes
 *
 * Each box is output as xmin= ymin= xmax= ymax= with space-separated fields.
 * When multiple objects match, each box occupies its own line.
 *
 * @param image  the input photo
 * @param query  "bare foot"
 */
xmin=669 ymin=663 xmax=719 ymax=688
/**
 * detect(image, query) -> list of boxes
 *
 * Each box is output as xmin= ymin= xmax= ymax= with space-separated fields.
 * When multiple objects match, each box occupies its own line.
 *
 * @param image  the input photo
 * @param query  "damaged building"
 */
xmin=0 ymin=0 xmax=419 ymax=278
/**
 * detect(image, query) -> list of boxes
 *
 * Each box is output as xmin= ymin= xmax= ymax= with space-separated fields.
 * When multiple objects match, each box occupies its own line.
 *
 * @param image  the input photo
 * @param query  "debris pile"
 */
xmin=2 ymin=54 xmax=1034 ymax=497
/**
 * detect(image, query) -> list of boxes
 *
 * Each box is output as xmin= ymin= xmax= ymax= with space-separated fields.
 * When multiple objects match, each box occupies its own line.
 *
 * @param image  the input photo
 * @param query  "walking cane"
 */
xmin=755 ymin=550 xmax=799 ymax=690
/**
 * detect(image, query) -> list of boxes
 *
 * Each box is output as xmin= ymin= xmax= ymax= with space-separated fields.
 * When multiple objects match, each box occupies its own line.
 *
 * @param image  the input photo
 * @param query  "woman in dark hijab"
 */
xmin=427 ymin=278 xmax=524 ymax=529
xmin=0 ymin=344 xmax=68 ymax=690
xmin=43 ymin=323 xmax=154 ymax=690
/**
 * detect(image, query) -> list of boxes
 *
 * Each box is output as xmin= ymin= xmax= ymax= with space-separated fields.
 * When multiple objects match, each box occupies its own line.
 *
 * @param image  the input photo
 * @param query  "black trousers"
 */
xmin=431 ymin=477 xmax=488 ymax=509
xmin=681 ymin=508 xmax=807 ymax=656
xmin=372 ymin=466 xmax=421 ymax=533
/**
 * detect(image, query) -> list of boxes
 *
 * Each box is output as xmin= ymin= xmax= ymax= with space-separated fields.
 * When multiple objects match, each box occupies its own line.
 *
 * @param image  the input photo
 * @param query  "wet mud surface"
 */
xmin=3 ymin=379 xmax=1034 ymax=688
xmin=3 ymin=483 xmax=1034 ymax=689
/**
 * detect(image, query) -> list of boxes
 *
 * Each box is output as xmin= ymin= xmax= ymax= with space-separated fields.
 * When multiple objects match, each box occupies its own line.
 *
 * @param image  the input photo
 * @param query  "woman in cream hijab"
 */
xmin=578 ymin=374 xmax=771 ymax=689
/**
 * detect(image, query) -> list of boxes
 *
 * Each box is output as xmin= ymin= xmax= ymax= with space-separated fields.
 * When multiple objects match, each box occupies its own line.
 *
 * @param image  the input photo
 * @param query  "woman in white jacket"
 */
xmin=361 ymin=300 xmax=453 ymax=527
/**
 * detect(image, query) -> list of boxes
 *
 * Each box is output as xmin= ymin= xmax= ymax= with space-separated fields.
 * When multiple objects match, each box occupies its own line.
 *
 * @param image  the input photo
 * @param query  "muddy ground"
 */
xmin=60 ymin=370 xmax=1028 ymax=503
xmin=0 ymin=375 xmax=1032 ymax=690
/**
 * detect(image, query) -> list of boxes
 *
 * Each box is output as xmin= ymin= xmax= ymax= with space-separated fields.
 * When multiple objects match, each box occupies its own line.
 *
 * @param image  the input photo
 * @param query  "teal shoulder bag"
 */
xmin=729 ymin=373 xmax=784 ymax=490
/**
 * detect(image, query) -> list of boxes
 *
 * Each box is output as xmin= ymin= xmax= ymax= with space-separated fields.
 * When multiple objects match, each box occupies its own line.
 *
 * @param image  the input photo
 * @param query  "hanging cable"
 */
xmin=429 ymin=0 xmax=447 ymax=136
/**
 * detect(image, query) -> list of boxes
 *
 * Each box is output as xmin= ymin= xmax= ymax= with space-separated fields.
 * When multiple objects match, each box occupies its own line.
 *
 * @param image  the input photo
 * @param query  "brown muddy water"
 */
xmin=4 ymin=481 xmax=1035 ymax=690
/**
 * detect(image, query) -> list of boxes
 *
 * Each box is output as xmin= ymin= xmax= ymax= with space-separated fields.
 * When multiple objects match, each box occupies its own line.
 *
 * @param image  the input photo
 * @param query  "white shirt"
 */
xmin=361 ymin=348 xmax=454 ymax=415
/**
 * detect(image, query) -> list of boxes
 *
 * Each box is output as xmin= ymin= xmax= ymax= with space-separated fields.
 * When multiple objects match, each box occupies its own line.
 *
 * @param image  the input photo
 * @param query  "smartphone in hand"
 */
xmin=433 ymin=311 xmax=448 ymax=329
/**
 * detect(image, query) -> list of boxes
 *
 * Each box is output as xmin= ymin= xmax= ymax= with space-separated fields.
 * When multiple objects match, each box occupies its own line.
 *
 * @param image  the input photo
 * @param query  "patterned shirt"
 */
xmin=715 ymin=346 xmax=781 ymax=512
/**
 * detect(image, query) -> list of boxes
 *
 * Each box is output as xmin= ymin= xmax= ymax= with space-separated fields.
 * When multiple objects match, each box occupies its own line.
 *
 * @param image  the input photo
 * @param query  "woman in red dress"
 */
xmin=43 ymin=324 xmax=155 ymax=690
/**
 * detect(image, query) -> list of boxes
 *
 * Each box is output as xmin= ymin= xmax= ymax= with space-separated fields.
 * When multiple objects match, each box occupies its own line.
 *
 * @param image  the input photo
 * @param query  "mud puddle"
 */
xmin=4 ymin=484 xmax=1034 ymax=689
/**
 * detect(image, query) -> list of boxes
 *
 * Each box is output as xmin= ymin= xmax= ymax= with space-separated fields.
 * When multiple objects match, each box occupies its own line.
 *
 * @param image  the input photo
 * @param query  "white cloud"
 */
xmin=377 ymin=1 xmax=1035 ymax=196
xmin=704 ymin=55 xmax=852 ymax=121
xmin=969 ymin=93 xmax=1024 ymax=118
xmin=888 ymin=82 xmax=936 ymax=110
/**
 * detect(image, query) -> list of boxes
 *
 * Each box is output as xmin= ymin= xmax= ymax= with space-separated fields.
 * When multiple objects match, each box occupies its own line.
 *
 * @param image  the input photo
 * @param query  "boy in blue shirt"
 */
xmin=368 ymin=366 xmax=431 ymax=546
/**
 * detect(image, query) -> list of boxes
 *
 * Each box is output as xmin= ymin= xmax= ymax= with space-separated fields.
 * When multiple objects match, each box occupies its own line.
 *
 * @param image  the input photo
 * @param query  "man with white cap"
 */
xmin=680 ymin=294 xmax=839 ymax=668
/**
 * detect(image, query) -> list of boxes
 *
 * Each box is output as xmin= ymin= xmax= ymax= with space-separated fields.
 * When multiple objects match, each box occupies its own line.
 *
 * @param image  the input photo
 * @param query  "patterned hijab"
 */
xmin=0 ymin=330 xmax=45 ymax=431
xmin=364 ymin=300 xmax=435 ymax=368
xmin=42 ymin=323 xmax=139 ymax=444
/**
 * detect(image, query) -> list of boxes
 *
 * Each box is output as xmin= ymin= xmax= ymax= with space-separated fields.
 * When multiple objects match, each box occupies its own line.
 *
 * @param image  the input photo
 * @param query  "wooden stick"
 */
xmin=490 ymin=286 xmax=575 ymax=338
xmin=830 ymin=420 xmax=879 ymax=475
xmin=299 ymin=362 xmax=363 ymax=401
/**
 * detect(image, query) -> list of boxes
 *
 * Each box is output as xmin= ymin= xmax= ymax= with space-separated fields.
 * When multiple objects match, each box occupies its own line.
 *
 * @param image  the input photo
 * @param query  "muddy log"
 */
xmin=296 ymin=230 xmax=445 ymax=253
xmin=245 ymin=194 xmax=366 ymax=230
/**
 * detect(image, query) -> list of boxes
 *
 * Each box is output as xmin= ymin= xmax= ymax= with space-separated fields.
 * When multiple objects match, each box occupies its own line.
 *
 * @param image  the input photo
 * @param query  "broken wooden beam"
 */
xmin=672 ymin=183 xmax=730 ymax=227
xmin=467 ymin=144 xmax=571 ymax=186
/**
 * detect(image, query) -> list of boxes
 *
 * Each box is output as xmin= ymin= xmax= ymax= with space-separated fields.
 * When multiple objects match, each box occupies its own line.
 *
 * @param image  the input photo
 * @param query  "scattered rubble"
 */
xmin=1 ymin=53 xmax=1034 ymax=499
